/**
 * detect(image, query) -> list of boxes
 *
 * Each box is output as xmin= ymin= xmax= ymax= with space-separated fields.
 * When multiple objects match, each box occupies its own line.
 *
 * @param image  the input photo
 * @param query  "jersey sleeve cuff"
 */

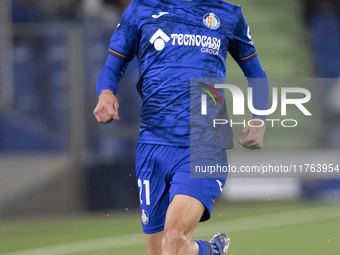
xmin=108 ymin=49 xmax=134 ymax=61
xmin=237 ymin=51 xmax=258 ymax=62
xmin=252 ymin=115 xmax=267 ymax=122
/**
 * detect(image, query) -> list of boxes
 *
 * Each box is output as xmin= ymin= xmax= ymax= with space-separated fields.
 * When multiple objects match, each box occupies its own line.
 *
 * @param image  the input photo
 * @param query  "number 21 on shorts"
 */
xmin=138 ymin=179 xmax=150 ymax=205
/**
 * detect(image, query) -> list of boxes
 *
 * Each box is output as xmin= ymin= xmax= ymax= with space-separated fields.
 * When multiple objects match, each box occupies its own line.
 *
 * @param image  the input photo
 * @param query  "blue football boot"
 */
xmin=209 ymin=233 xmax=231 ymax=255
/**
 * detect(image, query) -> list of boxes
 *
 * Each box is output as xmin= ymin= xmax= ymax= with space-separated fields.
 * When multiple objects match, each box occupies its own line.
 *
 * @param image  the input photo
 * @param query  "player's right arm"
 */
xmin=93 ymin=89 xmax=120 ymax=123
xmin=93 ymin=0 xmax=138 ymax=123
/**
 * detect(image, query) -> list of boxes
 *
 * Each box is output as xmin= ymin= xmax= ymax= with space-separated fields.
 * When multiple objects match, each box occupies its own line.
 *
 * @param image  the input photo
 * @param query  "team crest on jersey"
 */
xmin=141 ymin=209 xmax=149 ymax=225
xmin=203 ymin=13 xmax=220 ymax=30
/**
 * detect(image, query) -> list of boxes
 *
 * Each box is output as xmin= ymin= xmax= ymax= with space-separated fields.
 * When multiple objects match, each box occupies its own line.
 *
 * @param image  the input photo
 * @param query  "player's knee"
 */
xmin=162 ymin=227 xmax=187 ymax=249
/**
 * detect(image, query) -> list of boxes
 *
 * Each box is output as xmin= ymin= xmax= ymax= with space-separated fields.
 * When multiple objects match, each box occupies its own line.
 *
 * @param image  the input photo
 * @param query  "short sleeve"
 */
xmin=108 ymin=0 xmax=139 ymax=61
xmin=228 ymin=8 xmax=257 ymax=62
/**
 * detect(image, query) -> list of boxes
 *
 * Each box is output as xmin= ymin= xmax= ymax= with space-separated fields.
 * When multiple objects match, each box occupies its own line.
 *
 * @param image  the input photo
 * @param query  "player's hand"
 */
xmin=93 ymin=89 xmax=119 ymax=123
xmin=237 ymin=118 xmax=266 ymax=150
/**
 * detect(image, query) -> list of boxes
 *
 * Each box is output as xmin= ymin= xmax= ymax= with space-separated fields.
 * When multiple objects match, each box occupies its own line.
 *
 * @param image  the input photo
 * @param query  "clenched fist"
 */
xmin=237 ymin=118 xmax=266 ymax=150
xmin=93 ymin=89 xmax=120 ymax=123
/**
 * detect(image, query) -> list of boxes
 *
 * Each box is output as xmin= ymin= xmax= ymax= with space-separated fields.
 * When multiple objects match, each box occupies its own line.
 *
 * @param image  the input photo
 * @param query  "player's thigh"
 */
xmin=164 ymin=194 xmax=204 ymax=236
xmin=169 ymin=147 xmax=228 ymax=222
xmin=135 ymin=143 xmax=170 ymax=234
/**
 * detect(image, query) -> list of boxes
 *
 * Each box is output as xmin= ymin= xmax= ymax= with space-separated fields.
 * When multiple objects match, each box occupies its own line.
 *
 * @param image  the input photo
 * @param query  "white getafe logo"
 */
xmin=247 ymin=26 xmax=254 ymax=45
xmin=152 ymin=12 xmax=169 ymax=18
xmin=149 ymin=29 xmax=170 ymax=51
xmin=216 ymin=180 xmax=223 ymax=192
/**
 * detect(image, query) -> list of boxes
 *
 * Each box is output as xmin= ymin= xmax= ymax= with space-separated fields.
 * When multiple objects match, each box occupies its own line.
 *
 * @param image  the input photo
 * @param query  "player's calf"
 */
xmin=162 ymin=227 xmax=195 ymax=255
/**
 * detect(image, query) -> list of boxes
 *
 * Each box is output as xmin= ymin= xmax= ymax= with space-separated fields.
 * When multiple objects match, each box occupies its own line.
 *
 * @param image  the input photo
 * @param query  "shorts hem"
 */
xmin=143 ymin=225 xmax=165 ymax=235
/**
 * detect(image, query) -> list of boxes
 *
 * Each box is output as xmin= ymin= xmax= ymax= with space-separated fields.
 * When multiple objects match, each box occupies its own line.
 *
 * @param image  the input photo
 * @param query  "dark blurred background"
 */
xmin=0 ymin=0 xmax=339 ymax=219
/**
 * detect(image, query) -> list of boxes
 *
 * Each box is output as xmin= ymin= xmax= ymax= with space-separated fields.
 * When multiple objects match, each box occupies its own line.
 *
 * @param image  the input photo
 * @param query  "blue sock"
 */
xmin=195 ymin=239 xmax=211 ymax=255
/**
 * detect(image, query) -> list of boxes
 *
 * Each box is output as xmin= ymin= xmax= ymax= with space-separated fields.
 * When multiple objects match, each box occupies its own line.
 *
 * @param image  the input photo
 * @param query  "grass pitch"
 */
xmin=1 ymin=201 xmax=339 ymax=255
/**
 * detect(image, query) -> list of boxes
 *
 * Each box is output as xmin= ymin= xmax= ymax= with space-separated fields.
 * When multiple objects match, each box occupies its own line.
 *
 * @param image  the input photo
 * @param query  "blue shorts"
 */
xmin=135 ymin=143 xmax=228 ymax=234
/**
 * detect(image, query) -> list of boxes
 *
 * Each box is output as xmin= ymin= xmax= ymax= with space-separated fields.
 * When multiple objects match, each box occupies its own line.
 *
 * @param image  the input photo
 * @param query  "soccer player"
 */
xmin=93 ymin=0 xmax=269 ymax=254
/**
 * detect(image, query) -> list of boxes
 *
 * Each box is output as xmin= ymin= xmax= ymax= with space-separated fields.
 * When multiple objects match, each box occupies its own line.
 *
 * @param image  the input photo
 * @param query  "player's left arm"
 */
xmin=237 ymin=56 xmax=269 ymax=150
xmin=228 ymin=7 xmax=269 ymax=150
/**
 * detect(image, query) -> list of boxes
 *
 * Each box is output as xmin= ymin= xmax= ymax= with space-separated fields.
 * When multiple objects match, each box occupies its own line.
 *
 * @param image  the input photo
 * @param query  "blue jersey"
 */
xmin=106 ymin=0 xmax=258 ymax=148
